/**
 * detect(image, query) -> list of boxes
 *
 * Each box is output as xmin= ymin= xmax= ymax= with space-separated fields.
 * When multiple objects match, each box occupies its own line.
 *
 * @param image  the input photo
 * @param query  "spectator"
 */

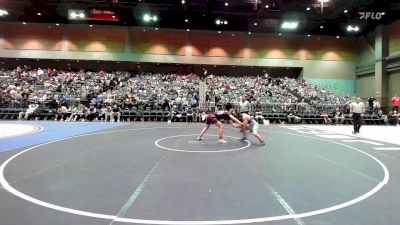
xmin=367 ymin=96 xmax=375 ymax=114
xmin=98 ymin=105 xmax=107 ymax=121
xmin=293 ymin=111 xmax=302 ymax=124
xmin=18 ymin=103 xmax=38 ymax=120
xmin=87 ymin=104 xmax=98 ymax=121
xmin=55 ymin=104 xmax=68 ymax=121
xmin=377 ymin=110 xmax=388 ymax=125
xmin=162 ymin=98 xmax=170 ymax=111
xmin=373 ymin=99 xmax=381 ymax=114
xmin=70 ymin=104 xmax=87 ymax=122
xmin=194 ymin=92 xmax=199 ymax=106
xmin=255 ymin=111 xmax=265 ymax=123
xmin=389 ymin=111 xmax=399 ymax=126
xmin=392 ymin=94 xmax=400 ymax=112
xmin=110 ymin=104 xmax=121 ymax=122
xmin=187 ymin=107 xmax=193 ymax=123
xmin=287 ymin=110 xmax=295 ymax=124
xmin=334 ymin=107 xmax=345 ymax=125
xmin=321 ymin=111 xmax=333 ymax=125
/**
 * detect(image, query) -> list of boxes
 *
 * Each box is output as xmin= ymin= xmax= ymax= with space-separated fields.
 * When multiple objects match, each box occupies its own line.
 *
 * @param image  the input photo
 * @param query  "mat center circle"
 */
xmin=155 ymin=134 xmax=251 ymax=152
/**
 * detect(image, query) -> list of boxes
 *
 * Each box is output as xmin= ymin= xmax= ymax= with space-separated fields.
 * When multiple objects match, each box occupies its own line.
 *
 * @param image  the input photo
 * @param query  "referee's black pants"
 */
xmin=353 ymin=113 xmax=362 ymax=133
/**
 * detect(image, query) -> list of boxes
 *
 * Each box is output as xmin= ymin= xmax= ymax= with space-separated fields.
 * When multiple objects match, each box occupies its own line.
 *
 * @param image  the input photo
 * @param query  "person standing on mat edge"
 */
xmin=197 ymin=111 xmax=242 ymax=144
xmin=350 ymin=97 xmax=365 ymax=134
xmin=239 ymin=95 xmax=251 ymax=114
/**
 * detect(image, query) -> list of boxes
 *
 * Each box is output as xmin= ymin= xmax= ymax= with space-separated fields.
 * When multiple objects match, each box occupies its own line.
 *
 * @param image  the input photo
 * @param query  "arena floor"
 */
xmin=0 ymin=121 xmax=399 ymax=225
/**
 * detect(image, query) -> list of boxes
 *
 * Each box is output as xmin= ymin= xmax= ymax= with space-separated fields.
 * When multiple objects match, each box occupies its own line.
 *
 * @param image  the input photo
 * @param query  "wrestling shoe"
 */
xmin=197 ymin=136 xmax=203 ymax=141
xmin=260 ymin=140 xmax=266 ymax=145
xmin=218 ymin=139 xmax=227 ymax=144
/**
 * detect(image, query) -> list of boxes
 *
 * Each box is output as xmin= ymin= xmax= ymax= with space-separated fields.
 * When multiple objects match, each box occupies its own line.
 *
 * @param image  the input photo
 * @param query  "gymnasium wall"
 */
xmin=356 ymin=75 xmax=375 ymax=98
xmin=0 ymin=22 xmax=356 ymax=93
xmin=389 ymin=20 xmax=400 ymax=56
xmin=356 ymin=33 xmax=375 ymax=68
xmin=354 ymin=19 xmax=400 ymax=107
xmin=355 ymin=32 xmax=375 ymax=97
xmin=387 ymin=59 xmax=400 ymax=107
xmin=388 ymin=70 xmax=400 ymax=100
xmin=387 ymin=20 xmax=400 ymax=107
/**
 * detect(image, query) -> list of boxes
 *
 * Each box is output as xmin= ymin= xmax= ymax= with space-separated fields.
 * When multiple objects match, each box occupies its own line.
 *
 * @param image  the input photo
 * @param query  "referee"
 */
xmin=350 ymin=97 xmax=365 ymax=134
xmin=239 ymin=95 xmax=251 ymax=114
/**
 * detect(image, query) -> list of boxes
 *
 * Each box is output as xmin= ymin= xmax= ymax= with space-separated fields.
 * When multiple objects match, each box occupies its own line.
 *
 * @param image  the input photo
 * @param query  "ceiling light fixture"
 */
xmin=306 ymin=7 xmax=310 ymax=11
xmin=0 ymin=9 xmax=9 ymax=16
xmin=143 ymin=14 xmax=158 ymax=23
xmin=254 ymin=22 xmax=258 ymax=26
xmin=215 ymin=18 xmax=228 ymax=26
xmin=69 ymin=10 xmax=86 ymax=20
xmin=281 ymin=21 xmax=299 ymax=29
xmin=225 ymin=2 xmax=229 ymax=6
xmin=143 ymin=14 xmax=151 ymax=22
xmin=336 ymin=36 xmax=340 ymax=39
xmin=37 ymin=12 xmax=41 ymax=16
xmin=344 ymin=9 xmax=348 ymax=13
xmin=346 ymin=25 xmax=360 ymax=32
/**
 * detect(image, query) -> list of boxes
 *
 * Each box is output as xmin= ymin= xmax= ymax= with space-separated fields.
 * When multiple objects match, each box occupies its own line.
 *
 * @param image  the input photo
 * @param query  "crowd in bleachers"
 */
xmin=0 ymin=65 xmax=399 ymax=125
xmin=0 ymin=65 xmax=200 ymax=108
xmin=205 ymin=74 xmax=352 ymax=113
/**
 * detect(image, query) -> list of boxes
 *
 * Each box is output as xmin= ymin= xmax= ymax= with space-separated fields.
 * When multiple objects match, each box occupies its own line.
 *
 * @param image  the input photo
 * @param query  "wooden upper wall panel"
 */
xmin=389 ymin=25 xmax=400 ymax=54
xmin=169 ymin=33 xmax=187 ymax=44
xmin=250 ymin=37 xmax=300 ymax=49
xmin=304 ymin=39 xmax=355 ymax=51
xmin=228 ymin=36 xmax=246 ymax=47
xmin=3 ymin=25 xmax=63 ymax=50
xmin=191 ymin=34 xmax=211 ymax=46
xmin=191 ymin=33 xmax=245 ymax=57
xmin=130 ymin=31 xmax=187 ymax=55
xmin=67 ymin=28 xmax=125 ymax=52
xmin=130 ymin=31 xmax=186 ymax=44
